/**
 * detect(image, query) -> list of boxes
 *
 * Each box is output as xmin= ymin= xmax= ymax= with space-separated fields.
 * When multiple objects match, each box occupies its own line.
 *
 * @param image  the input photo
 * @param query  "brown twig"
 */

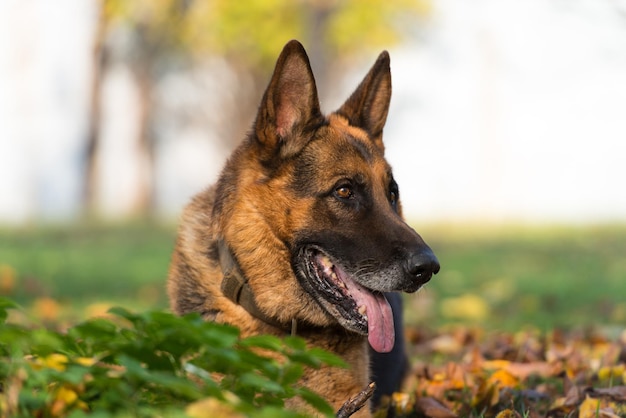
xmin=336 ymin=381 xmax=376 ymax=418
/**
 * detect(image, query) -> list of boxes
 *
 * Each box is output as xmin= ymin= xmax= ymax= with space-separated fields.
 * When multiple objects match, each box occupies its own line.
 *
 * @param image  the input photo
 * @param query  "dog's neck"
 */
xmin=217 ymin=239 xmax=298 ymax=334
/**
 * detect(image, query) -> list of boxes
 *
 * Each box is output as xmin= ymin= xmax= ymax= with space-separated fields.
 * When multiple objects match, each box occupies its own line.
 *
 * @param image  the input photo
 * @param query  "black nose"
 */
xmin=406 ymin=249 xmax=440 ymax=284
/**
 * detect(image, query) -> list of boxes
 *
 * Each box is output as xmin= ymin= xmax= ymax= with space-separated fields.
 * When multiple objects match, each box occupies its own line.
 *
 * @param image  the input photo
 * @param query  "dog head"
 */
xmin=214 ymin=40 xmax=439 ymax=352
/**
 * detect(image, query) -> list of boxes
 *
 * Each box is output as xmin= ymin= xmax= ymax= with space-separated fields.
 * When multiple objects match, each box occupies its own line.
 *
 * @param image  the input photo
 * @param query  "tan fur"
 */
xmin=167 ymin=40 xmax=438 ymax=417
xmin=168 ymin=189 xmax=371 ymax=416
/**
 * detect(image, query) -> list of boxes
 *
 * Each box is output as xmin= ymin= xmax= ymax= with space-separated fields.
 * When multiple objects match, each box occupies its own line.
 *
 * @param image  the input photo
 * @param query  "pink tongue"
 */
xmin=364 ymin=292 xmax=395 ymax=353
xmin=348 ymin=282 xmax=395 ymax=353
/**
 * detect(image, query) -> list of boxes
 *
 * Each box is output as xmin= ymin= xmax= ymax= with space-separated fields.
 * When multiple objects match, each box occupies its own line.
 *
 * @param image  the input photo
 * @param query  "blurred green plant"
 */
xmin=0 ymin=298 xmax=344 ymax=417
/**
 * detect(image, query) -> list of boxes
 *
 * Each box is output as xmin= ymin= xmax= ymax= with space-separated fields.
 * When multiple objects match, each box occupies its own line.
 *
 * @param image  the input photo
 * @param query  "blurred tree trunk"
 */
xmin=210 ymin=67 xmax=263 ymax=150
xmin=304 ymin=1 xmax=334 ymax=94
xmin=133 ymin=65 xmax=155 ymax=217
xmin=83 ymin=10 xmax=106 ymax=218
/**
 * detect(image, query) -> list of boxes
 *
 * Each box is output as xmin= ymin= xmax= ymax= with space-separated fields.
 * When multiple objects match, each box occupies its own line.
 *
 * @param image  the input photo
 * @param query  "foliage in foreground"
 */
xmin=2 ymin=293 xmax=626 ymax=418
xmin=0 ymin=298 xmax=342 ymax=418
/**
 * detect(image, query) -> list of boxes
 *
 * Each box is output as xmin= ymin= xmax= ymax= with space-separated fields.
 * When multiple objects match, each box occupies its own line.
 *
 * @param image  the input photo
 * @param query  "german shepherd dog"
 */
xmin=167 ymin=40 xmax=439 ymax=416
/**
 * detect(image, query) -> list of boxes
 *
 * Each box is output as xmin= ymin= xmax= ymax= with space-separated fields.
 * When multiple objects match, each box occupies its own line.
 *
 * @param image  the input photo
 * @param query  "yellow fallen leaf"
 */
xmin=549 ymin=396 xmax=566 ymax=410
xmin=578 ymin=395 xmax=601 ymax=418
xmin=55 ymin=385 xmax=78 ymax=405
xmin=186 ymin=396 xmax=244 ymax=418
xmin=391 ymin=392 xmax=412 ymax=414
xmin=578 ymin=394 xmax=622 ymax=418
xmin=506 ymin=361 xmax=557 ymax=380
xmin=431 ymin=371 xmax=447 ymax=382
xmin=483 ymin=360 xmax=556 ymax=380
xmin=482 ymin=360 xmax=511 ymax=370
xmin=51 ymin=385 xmax=86 ymax=416
xmin=75 ymin=357 xmax=97 ymax=367
xmin=598 ymin=364 xmax=625 ymax=381
xmin=495 ymin=409 xmax=522 ymax=418
xmin=487 ymin=369 xmax=519 ymax=389
xmin=420 ymin=379 xmax=449 ymax=399
xmin=418 ymin=363 xmax=469 ymax=400
xmin=43 ymin=354 xmax=69 ymax=372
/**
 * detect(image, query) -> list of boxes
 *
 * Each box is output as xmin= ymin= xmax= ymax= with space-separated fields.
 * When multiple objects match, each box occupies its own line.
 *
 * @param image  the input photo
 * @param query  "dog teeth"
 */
xmin=358 ymin=305 xmax=367 ymax=317
xmin=336 ymin=278 xmax=346 ymax=288
xmin=320 ymin=255 xmax=332 ymax=267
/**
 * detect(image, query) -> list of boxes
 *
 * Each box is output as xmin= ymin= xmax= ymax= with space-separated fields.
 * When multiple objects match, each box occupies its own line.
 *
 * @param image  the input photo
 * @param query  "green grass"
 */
xmin=1 ymin=222 xmax=625 ymax=331
xmin=413 ymin=223 xmax=626 ymax=331
xmin=0 ymin=223 xmax=176 ymax=319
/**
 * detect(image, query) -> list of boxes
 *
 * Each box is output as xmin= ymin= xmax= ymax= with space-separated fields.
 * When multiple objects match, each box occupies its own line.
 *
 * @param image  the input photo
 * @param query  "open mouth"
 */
xmin=300 ymin=247 xmax=395 ymax=353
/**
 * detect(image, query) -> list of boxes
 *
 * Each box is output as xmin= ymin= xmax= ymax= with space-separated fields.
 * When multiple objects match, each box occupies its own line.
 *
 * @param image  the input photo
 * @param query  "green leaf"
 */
xmin=59 ymin=364 xmax=90 ymax=385
xmin=237 ymin=350 xmax=280 ymax=377
xmin=236 ymin=372 xmax=285 ymax=395
xmin=195 ymin=321 xmax=240 ymax=348
xmin=107 ymin=306 xmax=141 ymax=324
xmin=240 ymin=334 xmax=284 ymax=351
xmin=28 ymin=329 xmax=66 ymax=355
xmin=284 ymin=351 xmax=322 ymax=369
xmin=282 ymin=336 xmax=307 ymax=351
xmin=306 ymin=347 xmax=347 ymax=368
xmin=297 ymin=387 xmax=335 ymax=416
xmin=0 ymin=297 xmax=18 ymax=323
xmin=278 ymin=362 xmax=303 ymax=386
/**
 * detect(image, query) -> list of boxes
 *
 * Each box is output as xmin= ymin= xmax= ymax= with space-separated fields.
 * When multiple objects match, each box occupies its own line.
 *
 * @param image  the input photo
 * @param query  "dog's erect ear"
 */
xmin=255 ymin=40 xmax=323 ymax=158
xmin=337 ymin=51 xmax=391 ymax=150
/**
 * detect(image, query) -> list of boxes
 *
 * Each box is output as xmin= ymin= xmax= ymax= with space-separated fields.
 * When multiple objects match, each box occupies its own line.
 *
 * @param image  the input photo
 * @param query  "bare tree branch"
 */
xmin=336 ymin=382 xmax=376 ymax=418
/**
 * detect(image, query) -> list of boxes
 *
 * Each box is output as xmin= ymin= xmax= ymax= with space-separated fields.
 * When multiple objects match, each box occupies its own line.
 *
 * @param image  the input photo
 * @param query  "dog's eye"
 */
xmin=389 ymin=185 xmax=399 ymax=210
xmin=390 ymin=191 xmax=397 ymax=205
xmin=335 ymin=185 xmax=353 ymax=200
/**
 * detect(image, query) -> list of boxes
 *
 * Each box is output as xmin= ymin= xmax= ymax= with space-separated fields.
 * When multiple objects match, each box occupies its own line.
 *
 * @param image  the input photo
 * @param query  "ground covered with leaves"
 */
xmin=379 ymin=326 xmax=626 ymax=417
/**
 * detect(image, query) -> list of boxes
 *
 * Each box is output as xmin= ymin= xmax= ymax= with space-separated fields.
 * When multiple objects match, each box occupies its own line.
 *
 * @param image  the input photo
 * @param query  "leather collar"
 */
xmin=217 ymin=240 xmax=297 ymax=334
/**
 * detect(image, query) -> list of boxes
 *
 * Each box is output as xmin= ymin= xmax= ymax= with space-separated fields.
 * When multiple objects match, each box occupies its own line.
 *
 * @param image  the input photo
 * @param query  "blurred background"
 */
xmin=1 ymin=0 xmax=625 ymax=331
